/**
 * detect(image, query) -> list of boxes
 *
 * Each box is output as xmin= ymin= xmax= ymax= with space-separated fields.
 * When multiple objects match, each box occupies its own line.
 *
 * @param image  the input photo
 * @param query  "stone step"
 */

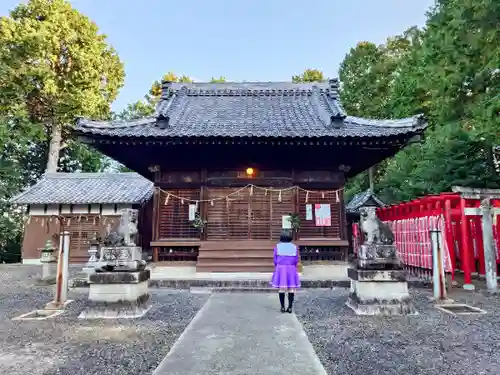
xmin=149 ymin=279 xmax=349 ymax=289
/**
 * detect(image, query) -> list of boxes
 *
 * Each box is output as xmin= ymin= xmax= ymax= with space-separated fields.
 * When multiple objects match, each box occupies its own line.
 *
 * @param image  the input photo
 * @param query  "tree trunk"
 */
xmin=46 ymin=121 xmax=62 ymax=173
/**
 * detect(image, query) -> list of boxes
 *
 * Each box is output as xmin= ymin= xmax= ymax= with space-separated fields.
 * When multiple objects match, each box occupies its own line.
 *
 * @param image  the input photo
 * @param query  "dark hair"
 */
xmin=279 ymin=229 xmax=293 ymax=243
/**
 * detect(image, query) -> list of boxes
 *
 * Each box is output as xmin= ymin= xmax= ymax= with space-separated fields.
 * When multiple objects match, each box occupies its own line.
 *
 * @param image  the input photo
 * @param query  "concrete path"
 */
xmin=152 ymin=293 xmax=327 ymax=375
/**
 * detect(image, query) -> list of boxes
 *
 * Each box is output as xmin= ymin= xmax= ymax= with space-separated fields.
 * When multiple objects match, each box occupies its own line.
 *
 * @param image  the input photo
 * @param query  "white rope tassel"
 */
xmin=336 ymin=190 xmax=340 ymax=203
xmin=41 ymin=218 xmax=45 ymax=227
xmin=322 ymin=192 xmax=325 ymax=199
xmin=211 ymin=200 xmax=214 ymax=206
xmin=164 ymin=193 xmax=170 ymax=205
xmin=278 ymin=191 xmax=282 ymax=202
xmin=181 ymin=199 xmax=185 ymax=205
xmin=305 ymin=191 xmax=309 ymax=203
xmin=249 ymin=185 xmax=253 ymax=196
xmin=195 ymin=201 xmax=199 ymax=211
xmin=264 ymin=189 xmax=268 ymax=196
xmin=27 ymin=216 xmax=31 ymax=225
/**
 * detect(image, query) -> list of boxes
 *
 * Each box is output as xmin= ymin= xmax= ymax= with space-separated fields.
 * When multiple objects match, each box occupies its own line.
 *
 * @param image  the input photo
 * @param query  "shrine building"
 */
xmin=74 ymin=79 xmax=427 ymax=273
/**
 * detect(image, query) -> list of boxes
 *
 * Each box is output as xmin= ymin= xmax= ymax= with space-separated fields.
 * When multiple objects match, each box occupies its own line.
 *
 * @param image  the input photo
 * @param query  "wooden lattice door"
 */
xmin=158 ymin=189 xmax=200 ymax=239
xmin=206 ymin=187 xmax=292 ymax=240
xmin=67 ymin=215 xmax=101 ymax=262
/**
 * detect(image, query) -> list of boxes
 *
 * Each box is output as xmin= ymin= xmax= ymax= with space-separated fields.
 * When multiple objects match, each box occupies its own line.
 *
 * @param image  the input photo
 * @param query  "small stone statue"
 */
xmin=360 ymin=206 xmax=394 ymax=245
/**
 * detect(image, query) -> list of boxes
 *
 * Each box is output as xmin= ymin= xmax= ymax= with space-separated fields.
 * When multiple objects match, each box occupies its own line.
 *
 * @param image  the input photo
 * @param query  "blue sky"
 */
xmin=1 ymin=0 xmax=435 ymax=111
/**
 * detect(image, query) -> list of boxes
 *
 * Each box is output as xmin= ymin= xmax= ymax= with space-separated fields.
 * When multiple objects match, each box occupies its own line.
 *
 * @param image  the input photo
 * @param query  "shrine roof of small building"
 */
xmin=346 ymin=189 xmax=385 ymax=213
xmin=10 ymin=172 xmax=154 ymax=205
xmin=75 ymin=80 xmax=427 ymax=141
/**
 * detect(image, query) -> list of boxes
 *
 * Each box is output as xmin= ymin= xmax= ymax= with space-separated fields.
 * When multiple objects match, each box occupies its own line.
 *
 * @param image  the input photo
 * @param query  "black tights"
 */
xmin=279 ymin=292 xmax=295 ymax=310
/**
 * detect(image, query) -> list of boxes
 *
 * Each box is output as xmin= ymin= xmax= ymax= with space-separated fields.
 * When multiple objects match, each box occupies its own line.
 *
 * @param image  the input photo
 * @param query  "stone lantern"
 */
xmin=40 ymin=240 xmax=57 ymax=264
xmin=39 ymin=239 xmax=57 ymax=284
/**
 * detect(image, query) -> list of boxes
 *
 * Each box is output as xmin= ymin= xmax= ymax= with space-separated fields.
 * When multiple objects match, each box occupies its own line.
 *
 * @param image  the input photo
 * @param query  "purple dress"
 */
xmin=270 ymin=242 xmax=301 ymax=289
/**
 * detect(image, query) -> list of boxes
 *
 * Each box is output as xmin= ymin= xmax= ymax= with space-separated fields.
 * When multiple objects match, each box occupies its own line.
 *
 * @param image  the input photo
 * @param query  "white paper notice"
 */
xmin=314 ymin=204 xmax=331 ymax=226
xmin=188 ymin=204 xmax=197 ymax=221
xmin=305 ymin=204 xmax=313 ymax=220
xmin=282 ymin=215 xmax=292 ymax=229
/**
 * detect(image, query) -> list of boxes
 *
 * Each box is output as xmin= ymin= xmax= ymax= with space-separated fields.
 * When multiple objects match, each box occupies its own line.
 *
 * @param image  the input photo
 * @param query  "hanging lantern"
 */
xmin=245 ymin=167 xmax=255 ymax=177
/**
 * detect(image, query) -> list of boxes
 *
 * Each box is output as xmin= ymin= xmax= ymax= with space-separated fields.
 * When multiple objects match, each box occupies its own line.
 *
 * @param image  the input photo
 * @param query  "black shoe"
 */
xmin=280 ymin=307 xmax=286 ymax=313
xmin=286 ymin=307 xmax=293 ymax=313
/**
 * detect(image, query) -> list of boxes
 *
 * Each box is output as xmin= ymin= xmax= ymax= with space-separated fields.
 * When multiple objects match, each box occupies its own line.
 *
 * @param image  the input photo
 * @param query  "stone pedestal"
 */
xmin=347 ymin=244 xmax=417 ymax=316
xmin=79 ymin=269 xmax=151 ymax=319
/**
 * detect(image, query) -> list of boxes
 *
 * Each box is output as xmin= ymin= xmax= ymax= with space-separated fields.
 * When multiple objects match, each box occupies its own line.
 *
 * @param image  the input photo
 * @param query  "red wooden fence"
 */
xmin=352 ymin=192 xmax=500 ymax=285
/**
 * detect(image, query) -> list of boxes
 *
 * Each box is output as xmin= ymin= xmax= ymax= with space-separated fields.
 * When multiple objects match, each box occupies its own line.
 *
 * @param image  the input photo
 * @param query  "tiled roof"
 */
xmin=346 ymin=189 xmax=385 ymax=213
xmin=75 ymin=81 xmax=427 ymax=139
xmin=10 ymin=173 xmax=154 ymax=205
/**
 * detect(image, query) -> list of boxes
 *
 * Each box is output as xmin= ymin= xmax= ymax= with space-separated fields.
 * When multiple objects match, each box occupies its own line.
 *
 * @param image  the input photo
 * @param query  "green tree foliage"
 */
xmin=0 ymin=0 xmax=124 ymax=173
xmin=0 ymin=0 xmax=123 ymax=261
xmin=339 ymin=32 xmax=418 ymax=200
xmin=210 ymin=76 xmax=227 ymax=83
xmin=342 ymin=0 xmax=500 ymax=204
xmin=147 ymin=71 xmax=193 ymax=106
xmin=292 ymin=69 xmax=326 ymax=83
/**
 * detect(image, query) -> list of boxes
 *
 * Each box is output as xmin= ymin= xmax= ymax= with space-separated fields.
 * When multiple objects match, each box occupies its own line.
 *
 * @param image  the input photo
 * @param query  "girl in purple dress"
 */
xmin=270 ymin=230 xmax=300 ymax=313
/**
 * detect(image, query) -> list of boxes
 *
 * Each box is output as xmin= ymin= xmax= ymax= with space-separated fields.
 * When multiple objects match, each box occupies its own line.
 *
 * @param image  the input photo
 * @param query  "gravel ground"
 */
xmin=295 ymin=288 xmax=500 ymax=375
xmin=0 ymin=265 xmax=209 ymax=375
xmin=3 ymin=264 xmax=500 ymax=375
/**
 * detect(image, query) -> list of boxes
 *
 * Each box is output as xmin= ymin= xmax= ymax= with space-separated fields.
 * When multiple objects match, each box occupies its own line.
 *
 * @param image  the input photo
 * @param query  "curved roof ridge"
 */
xmin=76 ymin=117 xmax=156 ymax=129
xmin=345 ymin=113 xmax=425 ymax=128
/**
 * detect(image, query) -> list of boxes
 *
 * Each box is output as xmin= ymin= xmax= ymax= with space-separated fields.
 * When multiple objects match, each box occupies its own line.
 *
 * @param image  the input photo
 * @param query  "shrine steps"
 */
xmin=196 ymin=240 xmax=275 ymax=273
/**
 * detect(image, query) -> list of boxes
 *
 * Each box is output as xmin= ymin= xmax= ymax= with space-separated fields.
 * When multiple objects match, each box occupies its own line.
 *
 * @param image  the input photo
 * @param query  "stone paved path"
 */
xmin=152 ymin=293 xmax=327 ymax=375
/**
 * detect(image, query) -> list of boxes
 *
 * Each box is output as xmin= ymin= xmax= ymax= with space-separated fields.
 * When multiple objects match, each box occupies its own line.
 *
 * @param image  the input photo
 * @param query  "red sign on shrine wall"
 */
xmin=314 ymin=204 xmax=331 ymax=226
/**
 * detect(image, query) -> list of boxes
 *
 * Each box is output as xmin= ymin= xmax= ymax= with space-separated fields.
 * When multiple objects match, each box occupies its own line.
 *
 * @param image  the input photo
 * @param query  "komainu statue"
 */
xmin=118 ymin=208 xmax=139 ymax=246
xmin=360 ymin=206 xmax=394 ymax=245
xmin=102 ymin=208 xmax=139 ymax=247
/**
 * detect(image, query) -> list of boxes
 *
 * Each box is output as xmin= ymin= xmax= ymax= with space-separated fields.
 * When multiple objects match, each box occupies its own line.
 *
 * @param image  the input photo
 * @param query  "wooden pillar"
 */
xmin=200 ymin=168 xmax=208 ymax=241
xmin=292 ymin=186 xmax=299 ymax=241
xmin=152 ymin=188 xmax=160 ymax=262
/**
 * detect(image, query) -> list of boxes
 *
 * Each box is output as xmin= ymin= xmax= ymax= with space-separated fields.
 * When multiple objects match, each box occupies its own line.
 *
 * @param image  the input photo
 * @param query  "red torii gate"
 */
xmin=373 ymin=187 xmax=500 ymax=289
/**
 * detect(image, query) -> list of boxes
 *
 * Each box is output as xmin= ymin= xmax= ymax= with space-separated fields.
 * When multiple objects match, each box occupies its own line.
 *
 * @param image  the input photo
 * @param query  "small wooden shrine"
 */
xmin=11 ymin=173 xmax=154 ymax=264
xmin=75 ymin=79 xmax=427 ymax=272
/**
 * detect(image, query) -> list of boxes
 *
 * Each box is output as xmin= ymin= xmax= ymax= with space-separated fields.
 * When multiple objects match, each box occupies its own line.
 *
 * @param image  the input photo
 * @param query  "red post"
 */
xmin=444 ymin=199 xmax=456 ymax=280
xmin=459 ymin=197 xmax=474 ymax=287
